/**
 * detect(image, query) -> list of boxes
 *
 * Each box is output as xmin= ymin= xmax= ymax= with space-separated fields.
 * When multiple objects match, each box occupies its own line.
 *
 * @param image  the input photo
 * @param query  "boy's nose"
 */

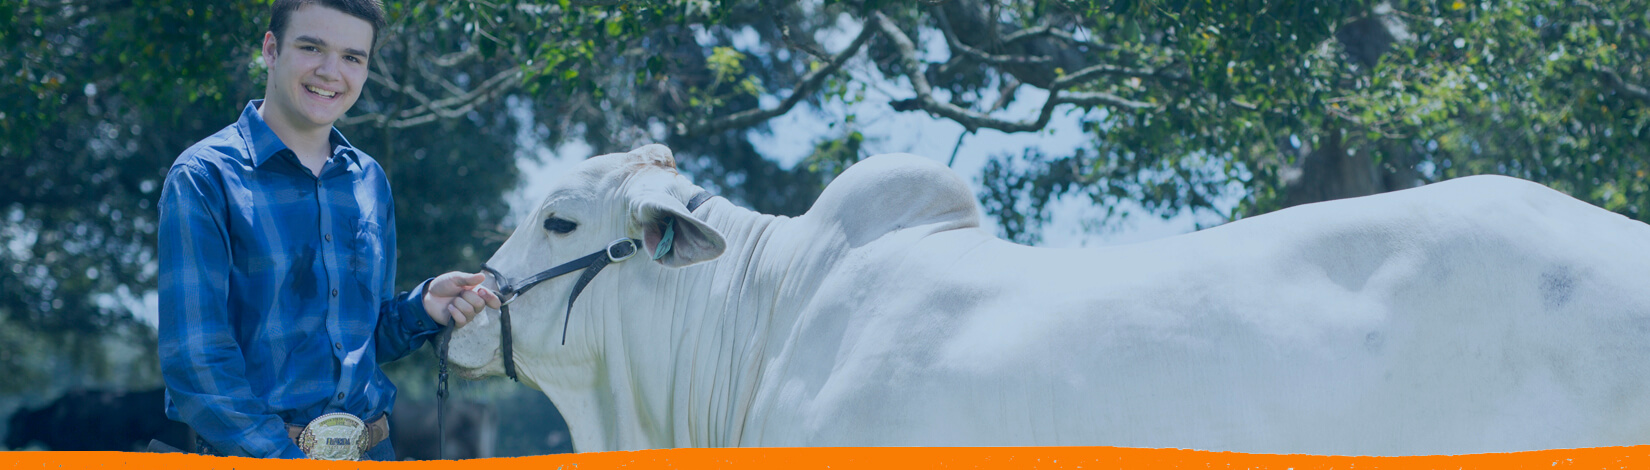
xmin=314 ymin=55 xmax=341 ymax=80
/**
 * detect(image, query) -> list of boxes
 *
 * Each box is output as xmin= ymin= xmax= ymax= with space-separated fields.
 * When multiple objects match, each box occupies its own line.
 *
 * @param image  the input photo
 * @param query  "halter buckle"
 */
xmin=480 ymin=266 xmax=520 ymax=307
xmin=497 ymin=290 xmax=521 ymax=307
xmin=606 ymin=238 xmax=640 ymax=263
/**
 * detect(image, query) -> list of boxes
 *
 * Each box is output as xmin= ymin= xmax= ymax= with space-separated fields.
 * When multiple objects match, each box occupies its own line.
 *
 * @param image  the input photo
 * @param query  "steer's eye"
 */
xmin=543 ymin=217 xmax=577 ymax=234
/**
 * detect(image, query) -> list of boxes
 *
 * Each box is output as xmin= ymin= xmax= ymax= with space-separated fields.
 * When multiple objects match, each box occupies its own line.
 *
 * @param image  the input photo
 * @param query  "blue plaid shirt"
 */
xmin=158 ymin=101 xmax=442 ymax=458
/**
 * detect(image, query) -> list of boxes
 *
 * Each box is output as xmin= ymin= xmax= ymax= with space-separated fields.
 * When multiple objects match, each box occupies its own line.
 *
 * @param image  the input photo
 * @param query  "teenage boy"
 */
xmin=158 ymin=0 xmax=498 ymax=460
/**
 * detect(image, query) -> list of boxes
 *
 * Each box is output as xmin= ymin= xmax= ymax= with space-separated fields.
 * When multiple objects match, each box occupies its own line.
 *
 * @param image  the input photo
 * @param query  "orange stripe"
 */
xmin=7 ymin=446 xmax=1650 ymax=469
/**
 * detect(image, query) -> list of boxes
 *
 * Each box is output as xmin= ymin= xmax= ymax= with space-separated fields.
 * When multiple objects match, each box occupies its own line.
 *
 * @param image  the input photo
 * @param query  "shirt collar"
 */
xmin=327 ymin=126 xmax=362 ymax=167
xmin=240 ymin=100 xmax=362 ymax=168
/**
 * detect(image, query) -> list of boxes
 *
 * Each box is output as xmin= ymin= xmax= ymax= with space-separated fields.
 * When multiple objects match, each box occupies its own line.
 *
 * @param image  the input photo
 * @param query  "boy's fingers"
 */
xmin=447 ymin=304 xmax=469 ymax=327
xmin=477 ymin=287 xmax=502 ymax=309
xmin=459 ymin=290 xmax=486 ymax=313
xmin=455 ymin=295 xmax=479 ymax=314
xmin=433 ymin=272 xmax=484 ymax=295
xmin=433 ymin=274 xmax=462 ymax=295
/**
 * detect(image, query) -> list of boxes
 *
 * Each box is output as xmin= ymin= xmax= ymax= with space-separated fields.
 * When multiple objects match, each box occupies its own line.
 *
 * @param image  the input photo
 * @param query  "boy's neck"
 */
xmin=257 ymin=100 xmax=333 ymax=176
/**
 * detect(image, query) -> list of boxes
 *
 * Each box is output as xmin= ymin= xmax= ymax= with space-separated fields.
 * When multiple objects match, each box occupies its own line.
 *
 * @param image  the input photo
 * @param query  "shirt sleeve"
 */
xmin=158 ymin=160 xmax=306 ymax=459
xmin=372 ymin=191 xmax=443 ymax=363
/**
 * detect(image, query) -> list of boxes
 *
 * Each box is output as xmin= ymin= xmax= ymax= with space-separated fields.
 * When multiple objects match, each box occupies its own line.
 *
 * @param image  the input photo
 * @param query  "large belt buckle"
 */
xmin=296 ymin=412 xmax=367 ymax=460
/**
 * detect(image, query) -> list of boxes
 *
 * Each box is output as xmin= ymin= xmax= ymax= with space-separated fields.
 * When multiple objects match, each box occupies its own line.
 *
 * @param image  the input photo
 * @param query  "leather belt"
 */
xmin=286 ymin=413 xmax=389 ymax=456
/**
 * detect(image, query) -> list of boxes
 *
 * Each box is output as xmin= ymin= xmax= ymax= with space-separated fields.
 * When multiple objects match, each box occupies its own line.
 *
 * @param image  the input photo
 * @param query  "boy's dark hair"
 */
xmin=268 ymin=0 xmax=387 ymax=50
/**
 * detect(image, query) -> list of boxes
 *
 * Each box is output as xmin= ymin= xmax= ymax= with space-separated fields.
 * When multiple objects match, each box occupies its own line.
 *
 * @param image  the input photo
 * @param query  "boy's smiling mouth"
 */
xmin=305 ymin=85 xmax=338 ymax=98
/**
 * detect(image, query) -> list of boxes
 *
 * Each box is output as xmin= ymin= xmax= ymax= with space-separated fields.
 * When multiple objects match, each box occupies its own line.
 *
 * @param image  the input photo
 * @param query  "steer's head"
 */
xmin=447 ymin=144 xmax=726 ymax=390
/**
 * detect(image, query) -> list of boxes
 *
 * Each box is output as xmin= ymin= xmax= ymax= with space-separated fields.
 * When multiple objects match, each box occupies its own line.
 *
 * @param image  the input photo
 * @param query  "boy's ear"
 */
xmin=262 ymin=31 xmax=279 ymax=60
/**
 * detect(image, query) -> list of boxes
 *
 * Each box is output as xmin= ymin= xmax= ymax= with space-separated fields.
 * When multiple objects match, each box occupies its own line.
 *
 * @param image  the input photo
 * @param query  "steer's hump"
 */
xmin=806 ymin=153 xmax=982 ymax=247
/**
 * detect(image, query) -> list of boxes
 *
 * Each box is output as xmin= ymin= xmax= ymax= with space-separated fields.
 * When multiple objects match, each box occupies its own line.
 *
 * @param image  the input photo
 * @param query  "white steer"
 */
xmin=448 ymin=144 xmax=1650 ymax=455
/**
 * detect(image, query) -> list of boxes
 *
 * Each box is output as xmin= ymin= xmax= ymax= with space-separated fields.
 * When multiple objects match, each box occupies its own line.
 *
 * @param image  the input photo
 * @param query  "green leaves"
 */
xmin=707 ymin=46 xmax=746 ymax=81
xmin=981 ymin=0 xmax=1649 ymax=241
xmin=0 ymin=0 xmax=274 ymax=391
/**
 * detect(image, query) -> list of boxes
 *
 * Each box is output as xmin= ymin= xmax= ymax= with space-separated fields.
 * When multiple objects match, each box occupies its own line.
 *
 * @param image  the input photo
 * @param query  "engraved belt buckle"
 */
xmin=296 ymin=412 xmax=367 ymax=460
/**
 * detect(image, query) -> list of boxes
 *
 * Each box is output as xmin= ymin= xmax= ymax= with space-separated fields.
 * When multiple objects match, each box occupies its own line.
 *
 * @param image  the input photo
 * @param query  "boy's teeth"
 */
xmin=306 ymin=86 xmax=336 ymax=98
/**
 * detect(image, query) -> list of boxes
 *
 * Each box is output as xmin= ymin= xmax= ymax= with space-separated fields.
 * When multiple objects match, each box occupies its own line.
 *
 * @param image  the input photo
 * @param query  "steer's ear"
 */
xmin=635 ymin=192 xmax=726 ymax=268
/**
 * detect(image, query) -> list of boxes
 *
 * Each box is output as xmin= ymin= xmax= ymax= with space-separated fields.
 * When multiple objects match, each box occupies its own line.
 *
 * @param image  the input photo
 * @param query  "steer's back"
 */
xmin=747 ymin=174 xmax=1650 ymax=455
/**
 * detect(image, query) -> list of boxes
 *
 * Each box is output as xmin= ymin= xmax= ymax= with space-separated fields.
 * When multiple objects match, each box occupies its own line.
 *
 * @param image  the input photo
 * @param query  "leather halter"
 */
xmin=481 ymin=238 xmax=639 ymax=381
xmin=477 ymin=190 xmax=714 ymax=381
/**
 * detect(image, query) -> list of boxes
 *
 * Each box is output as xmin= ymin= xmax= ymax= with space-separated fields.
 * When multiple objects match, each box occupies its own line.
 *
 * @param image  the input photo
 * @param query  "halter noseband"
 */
xmin=479 ymin=238 xmax=638 ymax=381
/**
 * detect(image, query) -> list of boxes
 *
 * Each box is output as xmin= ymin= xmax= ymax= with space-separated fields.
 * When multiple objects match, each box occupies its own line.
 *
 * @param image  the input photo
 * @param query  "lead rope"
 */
xmin=561 ymin=254 xmax=612 ymax=345
xmin=500 ymin=298 xmax=517 ymax=380
xmin=437 ymin=328 xmax=450 ymax=460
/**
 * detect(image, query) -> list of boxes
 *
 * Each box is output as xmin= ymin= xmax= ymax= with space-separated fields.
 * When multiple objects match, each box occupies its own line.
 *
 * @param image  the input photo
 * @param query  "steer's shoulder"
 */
xmin=804 ymin=153 xmax=981 ymax=246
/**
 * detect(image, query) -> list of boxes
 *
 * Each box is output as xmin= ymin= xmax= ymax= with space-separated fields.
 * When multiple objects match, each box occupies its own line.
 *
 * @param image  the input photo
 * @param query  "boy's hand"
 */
xmin=424 ymin=271 xmax=502 ymax=327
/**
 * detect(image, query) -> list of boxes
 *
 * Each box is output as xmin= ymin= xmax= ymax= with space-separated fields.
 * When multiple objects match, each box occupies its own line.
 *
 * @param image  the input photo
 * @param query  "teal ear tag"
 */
xmin=652 ymin=218 xmax=676 ymax=260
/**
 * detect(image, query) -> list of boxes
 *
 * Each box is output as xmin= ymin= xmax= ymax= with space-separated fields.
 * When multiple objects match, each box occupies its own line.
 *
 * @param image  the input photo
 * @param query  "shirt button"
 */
xmin=337 ymin=392 xmax=345 ymax=400
xmin=324 ymin=234 xmax=332 ymax=242
xmin=331 ymin=288 xmax=339 ymax=297
xmin=334 ymin=342 xmax=342 ymax=350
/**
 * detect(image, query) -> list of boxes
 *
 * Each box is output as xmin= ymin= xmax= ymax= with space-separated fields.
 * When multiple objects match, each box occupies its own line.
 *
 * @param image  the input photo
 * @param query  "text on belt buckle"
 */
xmin=296 ymin=412 xmax=367 ymax=460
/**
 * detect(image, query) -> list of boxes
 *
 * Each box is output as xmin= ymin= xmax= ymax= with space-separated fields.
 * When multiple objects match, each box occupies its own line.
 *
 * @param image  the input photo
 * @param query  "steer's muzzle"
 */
xmin=444 ymin=304 xmax=507 ymax=378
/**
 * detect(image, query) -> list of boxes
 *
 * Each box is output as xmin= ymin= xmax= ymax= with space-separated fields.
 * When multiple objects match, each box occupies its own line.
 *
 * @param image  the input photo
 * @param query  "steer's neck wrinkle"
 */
xmin=652 ymin=197 xmax=800 ymax=448
xmin=592 ymin=195 xmax=838 ymax=450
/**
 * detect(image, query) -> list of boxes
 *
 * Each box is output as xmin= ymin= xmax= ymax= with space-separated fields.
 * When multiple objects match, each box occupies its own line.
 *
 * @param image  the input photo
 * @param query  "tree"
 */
xmin=1 ymin=1 xmax=268 ymax=391
xmin=365 ymin=0 xmax=1647 ymax=243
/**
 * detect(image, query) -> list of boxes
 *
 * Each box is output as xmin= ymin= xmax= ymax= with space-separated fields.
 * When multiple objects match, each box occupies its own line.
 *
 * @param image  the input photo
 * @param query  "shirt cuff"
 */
xmin=399 ymin=278 xmax=443 ymax=337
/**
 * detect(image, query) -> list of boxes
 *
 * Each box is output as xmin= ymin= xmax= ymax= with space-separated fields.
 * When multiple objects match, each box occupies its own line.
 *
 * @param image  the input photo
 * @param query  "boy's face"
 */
xmin=262 ymin=4 xmax=372 ymax=131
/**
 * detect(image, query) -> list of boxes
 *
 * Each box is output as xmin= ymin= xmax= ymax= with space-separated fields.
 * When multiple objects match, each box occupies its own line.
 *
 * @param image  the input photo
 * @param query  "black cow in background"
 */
xmin=5 ymin=388 xmax=192 ymax=452
xmin=390 ymin=399 xmax=496 ymax=460
xmin=5 ymin=388 xmax=504 ymax=458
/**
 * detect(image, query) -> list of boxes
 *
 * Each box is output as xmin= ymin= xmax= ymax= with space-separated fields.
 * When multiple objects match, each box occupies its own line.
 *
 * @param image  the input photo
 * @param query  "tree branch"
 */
xmin=874 ymin=12 xmax=1060 ymax=132
xmin=988 ymin=76 xmax=1022 ymax=112
xmin=1035 ymin=27 xmax=1119 ymax=52
xmin=1058 ymin=91 xmax=1156 ymax=110
xmin=431 ymin=48 xmax=478 ymax=67
xmin=1000 ymin=24 xmax=1052 ymax=45
xmin=416 ymin=59 xmax=470 ymax=97
xmin=341 ymin=67 xmax=524 ymax=129
xmin=996 ymin=23 xmax=1119 ymax=54
xmin=776 ymin=24 xmax=831 ymax=61
xmin=1598 ymin=68 xmax=1650 ymax=103
xmin=1053 ymin=62 xmax=1178 ymax=88
xmin=933 ymin=6 xmax=1053 ymax=65
xmin=365 ymin=71 xmax=436 ymax=108
xmin=873 ymin=12 xmax=1155 ymax=133
xmin=674 ymin=19 xmax=877 ymax=136
xmin=766 ymin=0 xmax=831 ymax=60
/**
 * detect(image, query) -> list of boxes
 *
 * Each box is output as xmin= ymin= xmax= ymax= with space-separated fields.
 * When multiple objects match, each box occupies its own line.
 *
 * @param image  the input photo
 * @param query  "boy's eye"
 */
xmin=543 ymin=217 xmax=577 ymax=234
